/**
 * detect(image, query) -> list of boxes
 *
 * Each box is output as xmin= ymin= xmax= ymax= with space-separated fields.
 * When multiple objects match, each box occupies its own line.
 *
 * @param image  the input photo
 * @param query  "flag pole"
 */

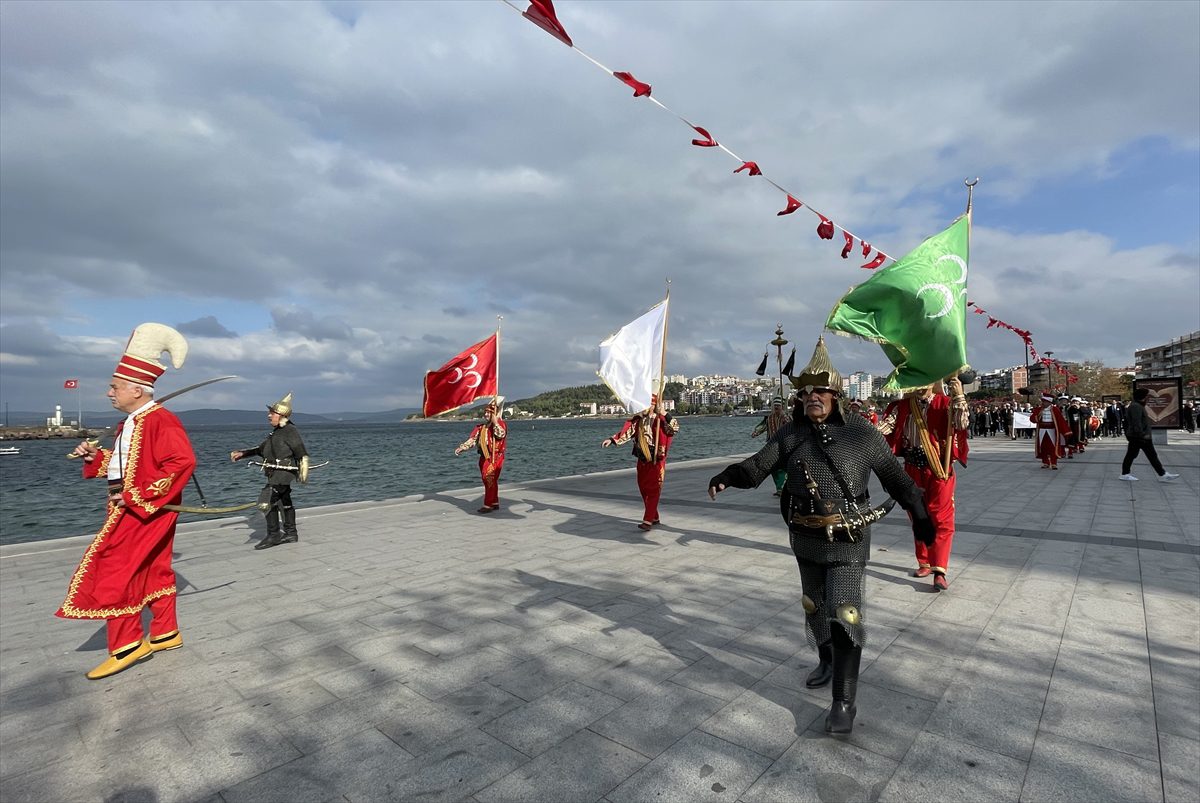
xmin=77 ymin=382 xmax=83 ymax=431
xmin=653 ymin=280 xmax=671 ymax=456
xmin=495 ymin=315 xmax=503 ymax=407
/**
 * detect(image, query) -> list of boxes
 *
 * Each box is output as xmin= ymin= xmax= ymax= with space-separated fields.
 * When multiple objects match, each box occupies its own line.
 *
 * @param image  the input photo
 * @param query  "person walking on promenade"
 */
xmin=603 ymin=394 xmax=679 ymax=531
xmin=454 ymin=399 xmax=508 ymax=513
xmin=59 ymin=323 xmax=196 ymax=679
xmin=878 ymin=377 xmax=969 ymax=591
xmin=1030 ymin=392 xmax=1069 ymax=470
xmin=707 ymin=337 xmax=934 ymax=735
xmin=751 ymin=396 xmax=790 ymax=496
xmin=230 ymin=392 xmax=309 ymax=550
xmin=1182 ymin=401 xmax=1195 ymax=434
xmin=1119 ymin=387 xmax=1179 ymax=482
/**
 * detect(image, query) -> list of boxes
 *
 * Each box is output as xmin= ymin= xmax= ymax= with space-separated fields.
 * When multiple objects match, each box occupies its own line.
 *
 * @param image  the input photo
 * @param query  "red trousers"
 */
xmin=108 ymin=594 xmax=178 ymax=654
xmin=636 ymin=460 xmax=666 ymax=523
xmin=906 ymin=463 xmax=956 ymax=574
xmin=480 ymin=456 xmax=503 ymax=508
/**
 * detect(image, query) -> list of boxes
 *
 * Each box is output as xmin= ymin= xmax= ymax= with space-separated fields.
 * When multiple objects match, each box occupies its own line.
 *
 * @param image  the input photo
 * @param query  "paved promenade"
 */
xmin=1 ymin=432 xmax=1197 ymax=802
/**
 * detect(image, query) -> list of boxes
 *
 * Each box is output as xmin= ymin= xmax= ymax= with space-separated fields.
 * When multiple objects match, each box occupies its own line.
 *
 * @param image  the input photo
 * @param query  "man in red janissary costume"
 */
xmin=879 ymin=378 xmax=970 ymax=591
xmin=59 ymin=323 xmax=196 ymax=679
xmin=1030 ymin=392 xmax=1069 ymax=470
xmin=602 ymin=394 xmax=680 ymax=530
xmin=454 ymin=399 xmax=508 ymax=513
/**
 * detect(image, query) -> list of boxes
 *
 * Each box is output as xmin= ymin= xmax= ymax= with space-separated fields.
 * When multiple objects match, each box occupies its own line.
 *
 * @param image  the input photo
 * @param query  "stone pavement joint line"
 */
xmin=0 ymin=433 xmax=1197 ymax=802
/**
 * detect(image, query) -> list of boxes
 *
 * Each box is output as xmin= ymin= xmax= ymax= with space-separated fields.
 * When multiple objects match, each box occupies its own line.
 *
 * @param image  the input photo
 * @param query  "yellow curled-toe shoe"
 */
xmin=86 ymin=641 xmax=153 ymax=680
xmin=145 ymin=630 xmax=183 ymax=653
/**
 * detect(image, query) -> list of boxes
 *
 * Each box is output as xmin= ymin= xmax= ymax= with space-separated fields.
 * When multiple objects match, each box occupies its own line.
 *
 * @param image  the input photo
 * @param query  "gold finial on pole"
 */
xmin=965 ymin=177 xmax=979 ymax=214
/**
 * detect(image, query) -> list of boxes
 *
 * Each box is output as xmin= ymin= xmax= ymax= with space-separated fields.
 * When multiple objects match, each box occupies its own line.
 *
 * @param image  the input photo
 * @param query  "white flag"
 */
xmin=598 ymin=298 xmax=668 ymax=414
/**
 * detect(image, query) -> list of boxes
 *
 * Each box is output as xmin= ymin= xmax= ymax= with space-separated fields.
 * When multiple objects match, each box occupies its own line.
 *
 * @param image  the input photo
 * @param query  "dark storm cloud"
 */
xmin=177 ymin=316 xmax=238 ymax=338
xmin=270 ymin=307 xmax=353 ymax=342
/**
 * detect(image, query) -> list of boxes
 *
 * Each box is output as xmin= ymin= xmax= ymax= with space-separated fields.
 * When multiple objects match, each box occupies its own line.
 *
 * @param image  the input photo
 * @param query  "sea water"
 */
xmin=0 ymin=416 xmax=762 ymax=545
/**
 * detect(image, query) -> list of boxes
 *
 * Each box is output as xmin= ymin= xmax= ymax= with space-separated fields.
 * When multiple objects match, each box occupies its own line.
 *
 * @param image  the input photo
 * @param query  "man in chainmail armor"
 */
xmin=708 ymin=337 xmax=934 ymax=735
xmin=230 ymin=392 xmax=309 ymax=550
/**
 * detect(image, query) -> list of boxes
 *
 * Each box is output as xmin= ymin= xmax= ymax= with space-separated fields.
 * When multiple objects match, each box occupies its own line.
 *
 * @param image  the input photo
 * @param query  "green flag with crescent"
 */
xmin=825 ymin=215 xmax=970 ymax=392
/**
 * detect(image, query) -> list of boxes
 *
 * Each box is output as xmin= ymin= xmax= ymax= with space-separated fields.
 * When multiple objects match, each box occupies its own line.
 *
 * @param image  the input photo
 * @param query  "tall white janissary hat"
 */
xmin=113 ymin=323 xmax=188 ymax=387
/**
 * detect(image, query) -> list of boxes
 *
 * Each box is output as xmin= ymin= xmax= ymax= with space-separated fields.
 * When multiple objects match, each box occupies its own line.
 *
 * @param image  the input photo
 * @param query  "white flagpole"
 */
xmin=78 ymin=383 xmax=82 ymax=430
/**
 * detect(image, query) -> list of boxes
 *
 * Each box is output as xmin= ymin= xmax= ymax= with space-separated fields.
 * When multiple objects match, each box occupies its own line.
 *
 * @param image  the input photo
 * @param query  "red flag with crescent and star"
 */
xmin=64 ymin=379 xmax=79 ymax=389
xmin=422 ymin=334 xmax=499 ymax=418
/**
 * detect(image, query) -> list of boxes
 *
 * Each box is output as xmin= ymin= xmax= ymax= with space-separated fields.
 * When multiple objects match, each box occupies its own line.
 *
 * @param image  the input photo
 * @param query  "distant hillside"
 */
xmin=510 ymin=384 xmax=618 ymax=417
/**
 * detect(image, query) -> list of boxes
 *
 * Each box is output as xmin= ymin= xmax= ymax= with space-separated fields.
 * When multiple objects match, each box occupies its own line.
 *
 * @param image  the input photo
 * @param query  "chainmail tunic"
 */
xmin=719 ymin=413 xmax=920 ymax=648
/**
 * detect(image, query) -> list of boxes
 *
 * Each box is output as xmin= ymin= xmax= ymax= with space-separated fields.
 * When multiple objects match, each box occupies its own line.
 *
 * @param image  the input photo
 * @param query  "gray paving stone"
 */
xmin=3 ymin=442 xmax=1198 ymax=802
xmin=880 ymin=730 xmax=1026 ymax=802
xmin=589 ymin=681 xmax=728 ymax=758
xmin=859 ymin=642 xmax=966 ymax=702
xmin=606 ymin=729 xmax=774 ymax=803
xmin=481 ymin=680 xmax=623 ymax=757
xmin=699 ymin=680 xmax=823 ymax=760
xmin=475 ymin=729 xmax=647 ymax=803
xmin=1159 ymin=731 xmax=1200 ymax=803
xmin=1022 ymin=731 xmax=1164 ymax=802
xmin=924 ymin=675 xmax=1045 ymax=761
xmin=740 ymin=730 xmax=899 ymax=802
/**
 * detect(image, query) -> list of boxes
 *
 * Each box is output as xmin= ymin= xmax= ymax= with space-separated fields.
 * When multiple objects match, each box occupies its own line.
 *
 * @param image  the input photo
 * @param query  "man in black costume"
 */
xmin=231 ymin=392 xmax=309 ymax=550
xmin=708 ymin=337 xmax=934 ymax=735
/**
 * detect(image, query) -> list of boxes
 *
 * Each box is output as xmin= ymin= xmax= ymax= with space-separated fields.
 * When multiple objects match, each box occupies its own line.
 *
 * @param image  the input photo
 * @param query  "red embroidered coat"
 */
xmin=57 ymin=405 xmax=196 ymax=620
xmin=881 ymin=393 xmax=969 ymax=472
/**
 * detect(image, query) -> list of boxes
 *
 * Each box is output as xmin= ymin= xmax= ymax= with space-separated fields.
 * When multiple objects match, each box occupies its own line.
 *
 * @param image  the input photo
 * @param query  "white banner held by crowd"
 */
xmin=598 ymin=298 xmax=668 ymax=414
xmin=1012 ymin=411 xmax=1034 ymax=429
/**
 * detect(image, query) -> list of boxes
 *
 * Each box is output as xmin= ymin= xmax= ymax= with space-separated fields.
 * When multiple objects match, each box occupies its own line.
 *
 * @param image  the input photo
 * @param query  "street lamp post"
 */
xmin=1044 ymin=351 xmax=1054 ymax=393
xmin=770 ymin=325 xmax=789 ymax=401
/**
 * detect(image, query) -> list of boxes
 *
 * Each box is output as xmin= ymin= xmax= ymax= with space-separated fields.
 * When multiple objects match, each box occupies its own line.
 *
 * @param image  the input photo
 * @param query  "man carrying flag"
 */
xmin=603 ymin=394 xmax=679 ymax=530
xmin=826 ymin=204 xmax=973 ymax=591
xmin=597 ymin=295 xmax=679 ymax=530
xmin=454 ymin=399 xmax=508 ymax=513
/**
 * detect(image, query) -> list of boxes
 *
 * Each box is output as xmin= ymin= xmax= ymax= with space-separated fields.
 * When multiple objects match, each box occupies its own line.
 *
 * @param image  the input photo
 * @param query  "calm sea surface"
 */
xmin=0 ymin=416 xmax=757 ymax=545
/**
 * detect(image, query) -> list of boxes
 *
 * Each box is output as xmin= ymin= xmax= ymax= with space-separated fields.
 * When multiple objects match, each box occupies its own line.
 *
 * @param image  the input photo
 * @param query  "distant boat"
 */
xmin=0 ymin=446 xmax=20 ymax=455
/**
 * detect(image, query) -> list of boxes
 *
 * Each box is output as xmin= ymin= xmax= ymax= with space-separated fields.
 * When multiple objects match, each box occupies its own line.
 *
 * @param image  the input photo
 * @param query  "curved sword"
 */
xmin=162 ymin=501 xmax=259 ymax=515
xmin=67 ymin=375 xmax=240 ymax=458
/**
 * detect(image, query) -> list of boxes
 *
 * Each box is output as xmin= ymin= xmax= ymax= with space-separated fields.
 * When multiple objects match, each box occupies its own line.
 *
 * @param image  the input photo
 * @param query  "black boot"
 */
xmin=806 ymin=642 xmax=833 ymax=688
xmin=254 ymin=509 xmax=282 ymax=550
xmin=279 ymin=506 xmax=299 ymax=544
xmin=825 ymin=626 xmax=862 ymax=734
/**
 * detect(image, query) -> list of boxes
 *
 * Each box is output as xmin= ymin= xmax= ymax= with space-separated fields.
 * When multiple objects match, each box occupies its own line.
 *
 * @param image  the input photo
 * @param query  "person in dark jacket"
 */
xmin=708 ymin=337 xmax=934 ymax=736
xmin=231 ymin=392 xmax=310 ymax=549
xmin=1118 ymin=388 xmax=1178 ymax=482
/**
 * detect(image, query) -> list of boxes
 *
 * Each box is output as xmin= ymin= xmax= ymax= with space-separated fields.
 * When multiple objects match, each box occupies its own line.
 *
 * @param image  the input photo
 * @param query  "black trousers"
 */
xmin=1121 ymin=438 xmax=1165 ymax=476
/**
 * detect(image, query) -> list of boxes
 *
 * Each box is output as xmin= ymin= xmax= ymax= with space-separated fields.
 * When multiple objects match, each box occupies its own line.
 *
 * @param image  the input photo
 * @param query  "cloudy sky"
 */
xmin=1 ymin=0 xmax=1197 ymax=414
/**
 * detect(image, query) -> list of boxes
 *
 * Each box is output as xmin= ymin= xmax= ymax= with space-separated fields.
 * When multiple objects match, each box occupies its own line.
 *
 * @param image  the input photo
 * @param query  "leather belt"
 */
xmin=791 ymin=513 xmax=847 ymax=529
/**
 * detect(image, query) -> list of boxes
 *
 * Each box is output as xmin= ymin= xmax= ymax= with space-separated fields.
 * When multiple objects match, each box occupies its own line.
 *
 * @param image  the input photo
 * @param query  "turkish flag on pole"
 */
xmin=64 ymin=379 xmax=79 ymax=389
xmin=422 ymin=335 xmax=499 ymax=417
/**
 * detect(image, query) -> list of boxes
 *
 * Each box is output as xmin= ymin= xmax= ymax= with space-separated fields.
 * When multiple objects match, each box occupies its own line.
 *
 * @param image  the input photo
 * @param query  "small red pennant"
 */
xmin=613 ymin=71 xmax=651 ymax=97
xmin=777 ymin=195 xmax=802 ymax=216
xmin=841 ymin=231 xmax=853 ymax=258
xmin=734 ymin=161 xmax=761 ymax=176
xmin=816 ymin=215 xmax=835 ymax=240
xmin=691 ymin=126 xmax=718 ymax=147
xmin=861 ymin=240 xmax=871 ymax=257
xmin=861 ymin=252 xmax=887 ymax=269
xmin=523 ymin=0 xmax=573 ymax=47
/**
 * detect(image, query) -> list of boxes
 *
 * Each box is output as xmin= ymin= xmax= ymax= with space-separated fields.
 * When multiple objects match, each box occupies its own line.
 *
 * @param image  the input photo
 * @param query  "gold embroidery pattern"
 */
xmin=909 ymin=398 xmax=950 ymax=482
xmin=95 ymin=448 xmax=113 ymax=477
xmin=146 ymin=473 xmax=175 ymax=498
xmin=125 ymin=405 xmax=162 ymax=514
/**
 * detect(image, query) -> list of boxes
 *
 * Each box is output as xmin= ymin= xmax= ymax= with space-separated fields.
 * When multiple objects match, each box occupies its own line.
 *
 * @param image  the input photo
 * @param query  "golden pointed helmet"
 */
xmin=268 ymin=392 xmax=294 ymax=419
xmin=113 ymin=322 xmax=188 ymax=387
xmin=790 ymin=335 xmax=842 ymax=395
